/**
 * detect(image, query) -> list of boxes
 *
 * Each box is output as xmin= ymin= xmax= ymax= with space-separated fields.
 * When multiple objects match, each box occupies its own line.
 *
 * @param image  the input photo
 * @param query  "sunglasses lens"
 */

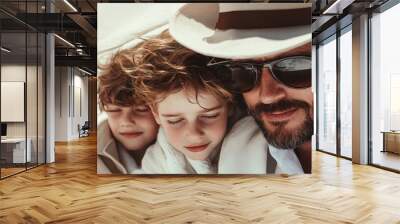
xmin=219 ymin=65 xmax=258 ymax=93
xmin=272 ymin=57 xmax=311 ymax=88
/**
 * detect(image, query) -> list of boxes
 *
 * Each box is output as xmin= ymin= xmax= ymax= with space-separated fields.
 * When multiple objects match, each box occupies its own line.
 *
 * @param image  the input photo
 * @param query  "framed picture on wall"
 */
xmin=96 ymin=3 xmax=313 ymax=175
xmin=1 ymin=81 xmax=25 ymax=122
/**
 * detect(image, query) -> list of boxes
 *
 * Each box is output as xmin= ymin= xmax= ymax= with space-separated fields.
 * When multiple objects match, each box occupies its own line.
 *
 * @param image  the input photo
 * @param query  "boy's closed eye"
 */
xmin=135 ymin=106 xmax=151 ymax=113
xmin=104 ymin=105 xmax=122 ymax=113
xmin=167 ymin=118 xmax=184 ymax=125
xmin=167 ymin=113 xmax=220 ymax=125
xmin=200 ymin=113 xmax=220 ymax=119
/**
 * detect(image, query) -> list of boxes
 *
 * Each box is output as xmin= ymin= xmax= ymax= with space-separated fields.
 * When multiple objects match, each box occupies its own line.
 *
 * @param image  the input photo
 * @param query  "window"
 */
xmin=317 ymin=35 xmax=337 ymax=154
xmin=339 ymin=26 xmax=352 ymax=158
xmin=0 ymin=2 xmax=46 ymax=179
xmin=370 ymin=2 xmax=400 ymax=171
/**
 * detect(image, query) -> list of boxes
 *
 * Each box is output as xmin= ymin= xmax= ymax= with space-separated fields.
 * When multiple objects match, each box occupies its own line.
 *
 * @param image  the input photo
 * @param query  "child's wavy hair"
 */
xmin=98 ymin=41 xmax=147 ymax=109
xmin=126 ymin=31 xmax=233 ymax=108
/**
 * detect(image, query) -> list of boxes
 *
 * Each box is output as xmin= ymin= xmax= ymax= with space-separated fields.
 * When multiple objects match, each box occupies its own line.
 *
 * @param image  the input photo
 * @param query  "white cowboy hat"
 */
xmin=169 ymin=3 xmax=311 ymax=60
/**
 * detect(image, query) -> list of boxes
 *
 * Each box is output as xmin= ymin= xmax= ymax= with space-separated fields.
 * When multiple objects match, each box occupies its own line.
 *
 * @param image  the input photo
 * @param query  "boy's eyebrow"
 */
xmin=160 ymin=104 xmax=223 ymax=117
xmin=203 ymin=104 xmax=223 ymax=112
xmin=161 ymin=113 xmax=181 ymax=117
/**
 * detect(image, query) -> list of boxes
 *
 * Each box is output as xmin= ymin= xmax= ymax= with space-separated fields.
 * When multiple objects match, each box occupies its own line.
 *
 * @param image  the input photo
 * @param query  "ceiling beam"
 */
xmin=66 ymin=13 xmax=97 ymax=40
xmin=55 ymin=55 xmax=96 ymax=68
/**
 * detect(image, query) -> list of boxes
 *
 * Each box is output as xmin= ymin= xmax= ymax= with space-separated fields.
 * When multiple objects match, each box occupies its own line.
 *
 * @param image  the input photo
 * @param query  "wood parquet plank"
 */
xmin=0 ymin=134 xmax=400 ymax=224
xmin=0 ymin=167 xmax=26 ymax=178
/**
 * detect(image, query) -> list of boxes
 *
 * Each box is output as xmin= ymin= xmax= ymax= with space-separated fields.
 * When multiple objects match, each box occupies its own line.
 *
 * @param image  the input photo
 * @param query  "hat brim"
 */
xmin=169 ymin=3 xmax=311 ymax=60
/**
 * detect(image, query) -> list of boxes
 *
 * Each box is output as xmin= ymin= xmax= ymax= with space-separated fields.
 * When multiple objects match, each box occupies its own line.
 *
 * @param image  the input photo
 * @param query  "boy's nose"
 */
xmin=117 ymin=114 xmax=136 ymax=129
xmin=185 ymin=122 xmax=205 ymax=138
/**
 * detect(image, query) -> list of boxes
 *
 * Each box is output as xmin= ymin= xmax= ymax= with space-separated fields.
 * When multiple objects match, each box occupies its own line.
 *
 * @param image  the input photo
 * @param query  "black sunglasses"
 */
xmin=208 ymin=56 xmax=312 ymax=93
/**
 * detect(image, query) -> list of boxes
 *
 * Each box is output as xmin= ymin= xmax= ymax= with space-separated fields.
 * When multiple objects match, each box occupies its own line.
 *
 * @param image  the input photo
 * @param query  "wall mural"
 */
xmin=97 ymin=3 xmax=313 ymax=175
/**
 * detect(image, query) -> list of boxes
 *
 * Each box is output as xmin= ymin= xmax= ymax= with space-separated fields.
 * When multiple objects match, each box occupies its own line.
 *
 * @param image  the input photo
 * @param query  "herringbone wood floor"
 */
xmin=0 ymin=135 xmax=400 ymax=224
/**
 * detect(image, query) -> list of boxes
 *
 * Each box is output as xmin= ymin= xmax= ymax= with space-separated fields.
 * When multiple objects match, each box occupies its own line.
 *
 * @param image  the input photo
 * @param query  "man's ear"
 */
xmin=150 ymin=105 xmax=161 ymax=125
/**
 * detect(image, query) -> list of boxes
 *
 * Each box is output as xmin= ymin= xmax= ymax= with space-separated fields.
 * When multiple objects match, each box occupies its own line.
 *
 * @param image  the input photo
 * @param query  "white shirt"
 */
xmin=218 ymin=116 xmax=304 ymax=175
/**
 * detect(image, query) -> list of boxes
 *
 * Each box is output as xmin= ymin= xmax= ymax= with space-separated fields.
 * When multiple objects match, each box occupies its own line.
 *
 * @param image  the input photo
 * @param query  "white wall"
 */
xmin=1 ymin=65 xmax=26 ymax=141
xmin=55 ymin=67 xmax=69 ymax=141
xmin=54 ymin=67 xmax=89 ymax=141
xmin=1 ymin=65 xmax=39 ymax=138
xmin=1 ymin=63 xmax=46 ymax=164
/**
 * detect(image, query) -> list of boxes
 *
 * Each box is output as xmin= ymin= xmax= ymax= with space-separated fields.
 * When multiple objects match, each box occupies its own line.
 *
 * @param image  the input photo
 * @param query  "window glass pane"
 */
xmin=340 ymin=27 xmax=352 ymax=158
xmin=1 ymin=30 xmax=27 ymax=177
xmin=318 ymin=36 xmax=337 ymax=154
xmin=371 ymin=3 xmax=400 ymax=171
xmin=27 ymin=31 xmax=38 ymax=169
xmin=38 ymin=32 xmax=45 ymax=165
xmin=0 ymin=1 xmax=46 ymax=179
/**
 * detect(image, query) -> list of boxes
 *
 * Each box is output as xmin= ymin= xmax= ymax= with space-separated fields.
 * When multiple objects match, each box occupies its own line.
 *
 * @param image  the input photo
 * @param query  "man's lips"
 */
xmin=119 ymin=132 xmax=143 ymax=138
xmin=184 ymin=143 xmax=210 ymax=152
xmin=260 ymin=108 xmax=298 ymax=122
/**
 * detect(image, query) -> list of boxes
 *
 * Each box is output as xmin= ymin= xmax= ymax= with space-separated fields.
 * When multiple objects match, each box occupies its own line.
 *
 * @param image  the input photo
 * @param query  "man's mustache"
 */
xmin=253 ymin=99 xmax=309 ymax=116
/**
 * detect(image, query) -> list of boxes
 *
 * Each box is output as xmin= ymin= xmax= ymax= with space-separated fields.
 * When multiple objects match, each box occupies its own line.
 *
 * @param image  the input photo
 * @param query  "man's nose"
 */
xmin=259 ymin=67 xmax=286 ymax=104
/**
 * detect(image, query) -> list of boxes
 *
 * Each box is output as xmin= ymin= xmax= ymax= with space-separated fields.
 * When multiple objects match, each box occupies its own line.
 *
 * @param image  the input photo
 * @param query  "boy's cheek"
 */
xmin=149 ymin=106 xmax=161 ymax=125
xmin=106 ymin=112 xmax=119 ymax=120
xmin=151 ymin=115 xmax=161 ymax=125
xmin=208 ymin=116 xmax=229 ymax=139
xmin=163 ymin=126 xmax=182 ymax=147
xmin=141 ymin=118 xmax=159 ymax=138
xmin=107 ymin=120 xmax=120 ymax=138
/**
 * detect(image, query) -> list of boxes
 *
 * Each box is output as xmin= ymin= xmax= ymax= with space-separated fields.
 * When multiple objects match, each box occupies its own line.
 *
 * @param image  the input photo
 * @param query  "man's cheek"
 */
xmin=242 ymin=91 xmax=258 ymax=108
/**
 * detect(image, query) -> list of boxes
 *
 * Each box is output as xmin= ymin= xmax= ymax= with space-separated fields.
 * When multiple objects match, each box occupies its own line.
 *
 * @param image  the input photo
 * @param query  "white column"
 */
xmin=45 ymin=0 xmax=56 ymax=163
xmin=352 ymin=14 xmax=369 ymax=164
xmin=46 ymin=32 xmax=55 ymax=163
xmin=312 ymin=45 xmax=317 ymax=151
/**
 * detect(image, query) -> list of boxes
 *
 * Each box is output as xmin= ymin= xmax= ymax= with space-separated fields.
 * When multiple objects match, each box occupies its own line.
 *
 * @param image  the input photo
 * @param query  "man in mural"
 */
xmin=169 ymin=3 xmax=313 ymax=173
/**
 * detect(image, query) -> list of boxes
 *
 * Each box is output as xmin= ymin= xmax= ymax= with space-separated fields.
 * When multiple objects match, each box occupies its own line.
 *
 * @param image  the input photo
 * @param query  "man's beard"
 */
xmin=249 ymin=99 xmax=313 ymax=149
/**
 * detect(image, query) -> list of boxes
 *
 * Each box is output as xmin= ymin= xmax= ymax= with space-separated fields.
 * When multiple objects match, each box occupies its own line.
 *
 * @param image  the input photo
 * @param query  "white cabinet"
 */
xmin=1 ymin=138 xmax=32 ymax=163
